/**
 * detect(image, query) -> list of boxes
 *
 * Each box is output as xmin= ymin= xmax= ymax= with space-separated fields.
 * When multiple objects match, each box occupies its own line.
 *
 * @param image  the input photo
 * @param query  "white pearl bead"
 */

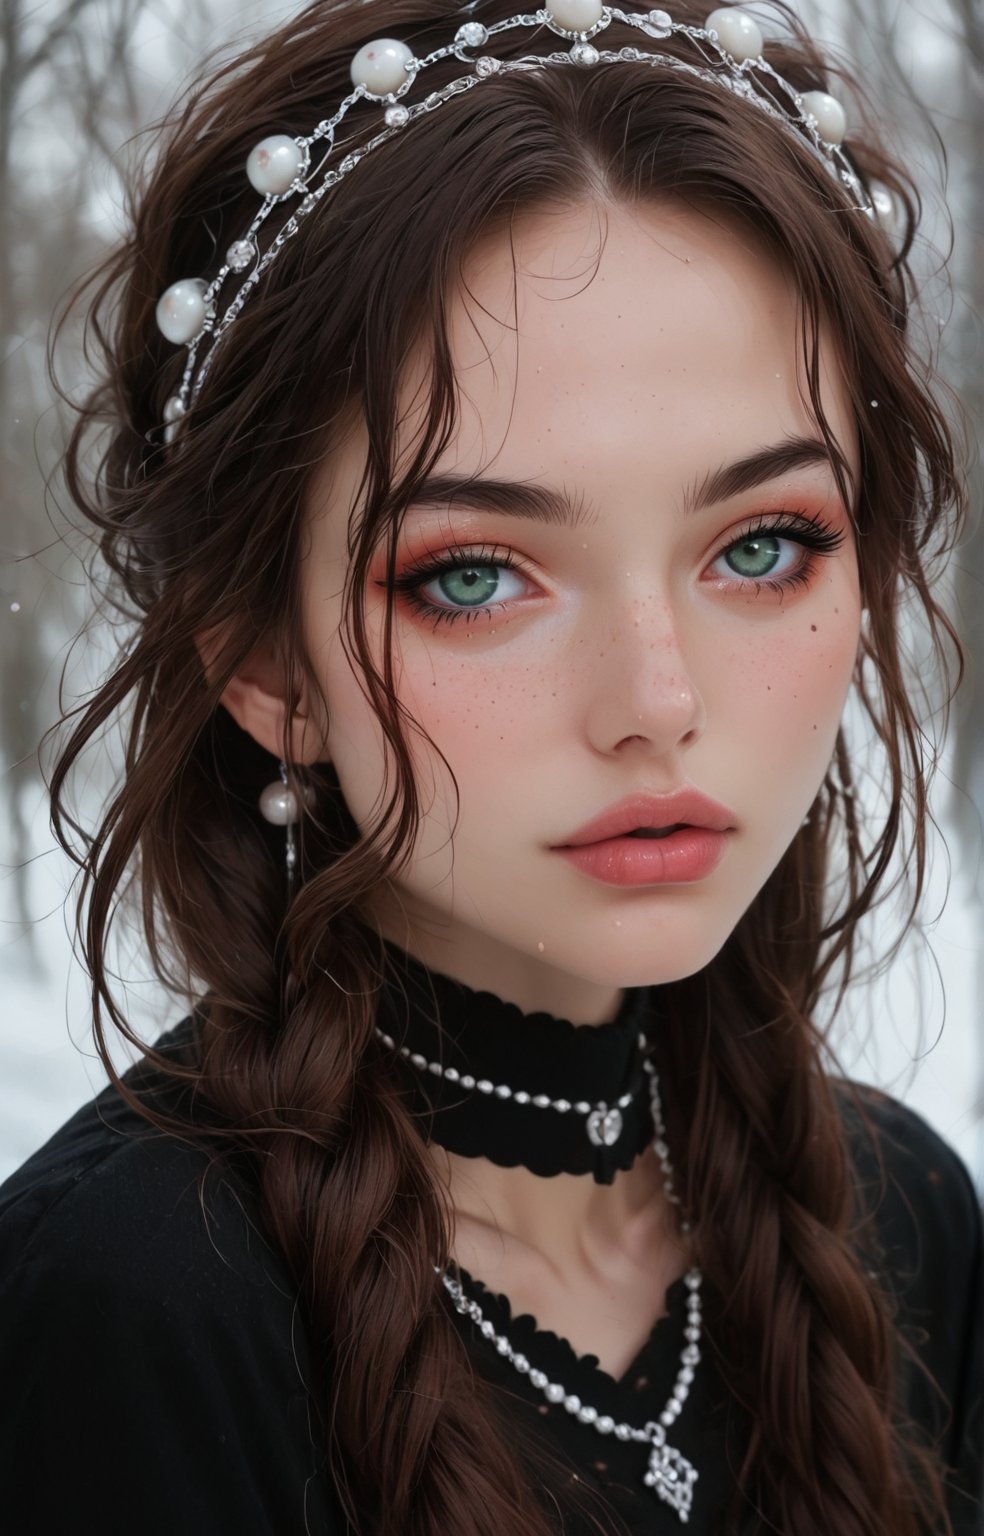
xmin=258 ymin=782 xmax=302 ymax=825
xmin=350 ymin=38 xmax=414 ymax=97
xmin=546 ymin=0 xmax=604 ymax=34
xmin=155 ymin=279 xmax=208 ymax=345
xmin=705 ymin=8 xmax=763 ymax=62
xmin=246 ymin=135 xmax=304 ymax=196
xmin=799 ymin=89 xmax=847 ymax=145
xmin=163 ymin=395 xmax=186 ymax=423
xmin=871 ymin=185 xmax=895 ymax=230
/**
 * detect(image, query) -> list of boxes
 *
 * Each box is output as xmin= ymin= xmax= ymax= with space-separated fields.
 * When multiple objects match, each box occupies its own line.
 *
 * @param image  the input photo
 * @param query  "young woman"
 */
xmin=0 ymin=1 xmax=980 ymax=1532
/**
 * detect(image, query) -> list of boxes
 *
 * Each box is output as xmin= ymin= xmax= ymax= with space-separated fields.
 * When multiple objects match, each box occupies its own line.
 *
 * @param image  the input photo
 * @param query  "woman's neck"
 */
xmin=372 ymin=901 xmax=625 ymax=1024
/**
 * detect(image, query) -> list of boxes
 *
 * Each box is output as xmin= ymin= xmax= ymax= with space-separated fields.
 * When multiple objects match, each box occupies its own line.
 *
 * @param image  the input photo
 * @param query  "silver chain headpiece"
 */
xmin=155 ymin=2 xmax=885 ymax=441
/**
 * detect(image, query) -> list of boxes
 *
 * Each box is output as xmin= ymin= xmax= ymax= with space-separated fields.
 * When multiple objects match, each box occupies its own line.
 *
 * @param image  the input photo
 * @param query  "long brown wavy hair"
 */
xmin=48 ymin=1 xmax=965 ymax=1531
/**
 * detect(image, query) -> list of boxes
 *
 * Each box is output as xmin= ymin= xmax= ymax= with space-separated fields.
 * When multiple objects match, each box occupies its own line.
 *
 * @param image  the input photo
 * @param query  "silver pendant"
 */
xmin=643 ymin=1432 xmax=698 ymax=1523
xmin=586 ymin=1104 xmax=623 ymax=1146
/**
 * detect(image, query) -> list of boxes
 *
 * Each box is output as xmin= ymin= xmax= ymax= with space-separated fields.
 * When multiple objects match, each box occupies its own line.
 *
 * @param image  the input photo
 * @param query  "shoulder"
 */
xmin=837 ymin=1083 xmax=983 ymax=1526
xmin=0 ymin=1018 xmax=279 ymax=1305
xmin=0 ymin=1020 xmax=343 ymax=1534
xmin=835 ymin=1082 xmax=981 ymax=1281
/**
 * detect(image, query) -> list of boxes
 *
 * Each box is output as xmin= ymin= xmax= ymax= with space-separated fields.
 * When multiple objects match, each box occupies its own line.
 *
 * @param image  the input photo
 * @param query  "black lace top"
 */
xmin=0 ymin=968 xmax=981 ymax=1534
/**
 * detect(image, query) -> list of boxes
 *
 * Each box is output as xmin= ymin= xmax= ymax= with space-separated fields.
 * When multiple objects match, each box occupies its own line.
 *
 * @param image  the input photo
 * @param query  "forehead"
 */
xmin=396 ymin=198 xmax=856 ymax=493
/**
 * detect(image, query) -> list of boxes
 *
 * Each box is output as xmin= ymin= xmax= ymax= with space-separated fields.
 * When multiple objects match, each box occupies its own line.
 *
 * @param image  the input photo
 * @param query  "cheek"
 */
xmin=707 ymin=597 xmax=860 ymax=789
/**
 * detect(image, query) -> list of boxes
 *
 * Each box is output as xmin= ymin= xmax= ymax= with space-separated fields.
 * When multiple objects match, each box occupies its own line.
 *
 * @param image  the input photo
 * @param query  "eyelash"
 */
xmin=386 ymin=542 xmax=528 ymax=627
xmin=385 ymin=512 xmax=846 ymax=627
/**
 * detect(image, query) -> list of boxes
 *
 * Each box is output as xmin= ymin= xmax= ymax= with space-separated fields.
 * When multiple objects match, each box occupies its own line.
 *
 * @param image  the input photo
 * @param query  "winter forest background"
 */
xmin=1 ymin=0 xmax=982 ymax=1189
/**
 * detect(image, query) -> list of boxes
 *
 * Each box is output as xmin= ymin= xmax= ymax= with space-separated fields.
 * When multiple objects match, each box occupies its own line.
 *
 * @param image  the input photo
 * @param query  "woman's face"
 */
xmin=301 ymin=200 xmax=862 ymax=1020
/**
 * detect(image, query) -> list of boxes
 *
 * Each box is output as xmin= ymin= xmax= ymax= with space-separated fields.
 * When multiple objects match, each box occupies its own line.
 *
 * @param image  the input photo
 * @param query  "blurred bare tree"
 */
xmin=821 ymin=0 xmax=984 ymax=836
xmin=1 ymin=0 xmax=222 ymax=952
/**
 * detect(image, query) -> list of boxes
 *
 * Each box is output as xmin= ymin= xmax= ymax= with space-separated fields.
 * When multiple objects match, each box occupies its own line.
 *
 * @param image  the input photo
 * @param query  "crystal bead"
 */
xmin=350 ymin=38 xmax=414 ymax=97
xmin=246 ymin=135 xmax=305 ymax=196
xmin=513 ymin=1354 xmax=529 ymax=1373
xmin=529 ymin=1369 xmax=547 ymax=1389
xmin=495 ymin=1336 xmax=511 ymax=1355
xmin=587 ymin=1106 xmax=623 ymax=1146
xmin=646 ymin=7 xmax=673 ymax=33
xmin=456 ymin=21 xmax=488 ymax=47
xmin=480 ymin=1320 xmax=496 ymax=1339
xmin=570 ymin=42 xmax=599 ymax=65
xmin=225 ymin=239 xmax=255 ymax=272
xmin=474 ymin=55 xmax=501 ymax=77
xmin=705 ymin=7 xmax=763 ymax=61
xmin=155 ymin=278 xmax=208 ymax=345
xmin=384 ymin=103 xmax=410 ymax=128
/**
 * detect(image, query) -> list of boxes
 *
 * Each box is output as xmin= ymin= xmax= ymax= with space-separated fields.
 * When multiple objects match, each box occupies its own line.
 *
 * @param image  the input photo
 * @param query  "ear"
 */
xmin=199 ymin=630 xmax=329 ymax=766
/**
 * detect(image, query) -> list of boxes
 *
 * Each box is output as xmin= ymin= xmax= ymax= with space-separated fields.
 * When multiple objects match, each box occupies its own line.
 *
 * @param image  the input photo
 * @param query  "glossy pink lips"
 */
xmin=553 ymin=791 xmax=735 ymax=888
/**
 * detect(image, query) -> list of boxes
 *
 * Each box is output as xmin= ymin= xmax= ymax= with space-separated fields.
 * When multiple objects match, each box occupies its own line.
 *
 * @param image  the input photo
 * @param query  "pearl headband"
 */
xmin=155 ymin=2 xmax=883 ymax=442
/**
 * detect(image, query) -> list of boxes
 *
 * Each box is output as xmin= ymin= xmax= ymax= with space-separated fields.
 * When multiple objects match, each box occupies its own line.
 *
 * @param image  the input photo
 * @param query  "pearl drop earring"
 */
xmin=258 ymin=760 xmax=310 ymax=893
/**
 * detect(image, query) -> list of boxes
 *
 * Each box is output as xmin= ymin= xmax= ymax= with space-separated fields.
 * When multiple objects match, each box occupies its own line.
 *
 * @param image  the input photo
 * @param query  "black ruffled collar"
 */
xmin=375 ymin=947 xmax=657 ymax=1184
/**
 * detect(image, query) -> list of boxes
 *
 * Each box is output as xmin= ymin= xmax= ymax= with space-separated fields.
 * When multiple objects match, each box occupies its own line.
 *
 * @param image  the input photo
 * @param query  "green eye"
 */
xmin=724 ymin=536 xmax=782 ymax=579
xmin=437 ymin=567 xmax=501 ymax=607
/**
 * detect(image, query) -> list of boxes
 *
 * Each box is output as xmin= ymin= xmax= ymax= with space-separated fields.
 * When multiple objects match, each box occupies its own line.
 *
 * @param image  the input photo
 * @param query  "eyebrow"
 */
xmin=404 ymin=436 xmax=849 ymax=527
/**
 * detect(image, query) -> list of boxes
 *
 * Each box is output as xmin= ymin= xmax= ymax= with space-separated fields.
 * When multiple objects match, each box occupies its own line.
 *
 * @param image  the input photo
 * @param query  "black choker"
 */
xmin=375 ymin=949 xmax=657 ymax=1183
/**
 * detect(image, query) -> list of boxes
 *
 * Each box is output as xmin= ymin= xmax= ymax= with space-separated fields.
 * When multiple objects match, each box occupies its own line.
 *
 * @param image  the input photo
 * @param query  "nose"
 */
xmin=581 ymin=591 xmax=706 ymax=759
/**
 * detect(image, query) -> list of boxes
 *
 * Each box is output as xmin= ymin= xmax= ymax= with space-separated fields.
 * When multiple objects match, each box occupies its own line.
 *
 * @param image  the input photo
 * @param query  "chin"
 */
xmin=543 ymin=918 xmax=738 ymax=993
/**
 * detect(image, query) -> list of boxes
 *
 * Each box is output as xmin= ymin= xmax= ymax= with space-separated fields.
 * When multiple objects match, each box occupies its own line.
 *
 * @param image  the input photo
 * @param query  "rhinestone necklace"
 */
xmin=374 ymin=1023 xmax=639 ymax=1147
xmin=437 ymin=1058 xmax=701 ymax=1524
